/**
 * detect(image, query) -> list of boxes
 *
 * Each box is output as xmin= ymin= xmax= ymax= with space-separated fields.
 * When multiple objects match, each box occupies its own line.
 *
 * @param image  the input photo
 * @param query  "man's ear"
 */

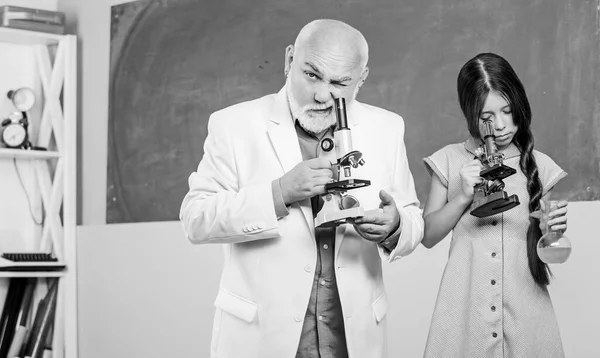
xmin=284 ymin=44 xmax=294 ymax=77
xmin=358 ymin=66 xmax=369 ymax=89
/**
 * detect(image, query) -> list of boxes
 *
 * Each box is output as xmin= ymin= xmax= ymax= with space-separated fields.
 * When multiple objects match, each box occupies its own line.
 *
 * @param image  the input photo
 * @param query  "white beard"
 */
xmin=286 ymin=73 xmax=359 ymax=135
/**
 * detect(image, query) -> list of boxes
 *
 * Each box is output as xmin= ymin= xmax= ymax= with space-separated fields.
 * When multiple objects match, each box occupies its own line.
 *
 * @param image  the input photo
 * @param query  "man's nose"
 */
xmin=314 ymin=83 xmax=333 ymax=104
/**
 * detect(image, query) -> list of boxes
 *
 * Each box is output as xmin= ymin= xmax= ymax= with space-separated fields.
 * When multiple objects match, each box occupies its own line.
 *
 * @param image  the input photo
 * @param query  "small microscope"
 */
xmin=470 ymin=119 xmax=520 ymax=218
xmin=314 ymin=97 xmax=371 ymax=228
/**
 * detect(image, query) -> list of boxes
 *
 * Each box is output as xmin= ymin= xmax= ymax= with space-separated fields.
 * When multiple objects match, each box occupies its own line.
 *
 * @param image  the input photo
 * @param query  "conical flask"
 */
xmin=535 ymin=200 xmax=572 ymax=264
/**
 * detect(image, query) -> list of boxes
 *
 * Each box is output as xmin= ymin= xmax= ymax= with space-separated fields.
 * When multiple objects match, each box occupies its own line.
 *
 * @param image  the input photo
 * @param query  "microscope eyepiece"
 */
xmin=333 ymin=97 xmax=349 ymax=130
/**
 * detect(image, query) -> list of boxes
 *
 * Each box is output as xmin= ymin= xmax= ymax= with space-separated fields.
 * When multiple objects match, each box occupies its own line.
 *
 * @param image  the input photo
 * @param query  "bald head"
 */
xmin=283 ymin=19 xmax=370 ymax=135
xmin=292 ymin=19 xmax=369 ymax=70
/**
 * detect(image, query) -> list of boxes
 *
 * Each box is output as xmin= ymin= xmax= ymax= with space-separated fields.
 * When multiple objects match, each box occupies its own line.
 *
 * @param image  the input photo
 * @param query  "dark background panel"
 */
xmin=107 ymin=0 xmax=600 ymax=223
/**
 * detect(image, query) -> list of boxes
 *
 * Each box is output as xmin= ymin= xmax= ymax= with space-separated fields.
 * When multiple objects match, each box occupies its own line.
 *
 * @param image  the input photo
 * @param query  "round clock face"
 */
xmin=2 ymin=123 xmax=27 ymax=148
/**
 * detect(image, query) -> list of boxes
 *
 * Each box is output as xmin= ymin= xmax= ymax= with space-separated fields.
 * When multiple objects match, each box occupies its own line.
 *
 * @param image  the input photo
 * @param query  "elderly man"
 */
xmin=180 ymin=19 xmax=423 ymax=358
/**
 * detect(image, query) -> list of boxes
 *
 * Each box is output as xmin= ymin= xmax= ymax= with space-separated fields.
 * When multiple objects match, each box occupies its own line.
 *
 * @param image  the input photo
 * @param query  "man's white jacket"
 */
xmin=180 ymin=86 xmax=424 ymax=358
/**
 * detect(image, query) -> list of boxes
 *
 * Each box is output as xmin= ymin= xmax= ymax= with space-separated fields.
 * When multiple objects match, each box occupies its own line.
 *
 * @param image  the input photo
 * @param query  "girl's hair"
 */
xmin=457 ymin=53 xmax=550 ymax=286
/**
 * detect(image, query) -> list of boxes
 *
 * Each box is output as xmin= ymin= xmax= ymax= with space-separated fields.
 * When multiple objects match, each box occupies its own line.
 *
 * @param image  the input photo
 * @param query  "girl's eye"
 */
xmin=480 ymin=117 xmax=491 ymax=122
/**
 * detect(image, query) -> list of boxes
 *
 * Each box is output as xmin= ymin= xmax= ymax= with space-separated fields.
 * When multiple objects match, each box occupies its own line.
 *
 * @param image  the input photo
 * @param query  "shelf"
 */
xmin=0 ymin=147 xmax=60 ymax=160
xmin=0 ymin=25 xmax=77 ymax=358
xmin=0 ymin=26 xmax=65 ymax=45
xmin=0 ymin=270 xmax=66 ymax=278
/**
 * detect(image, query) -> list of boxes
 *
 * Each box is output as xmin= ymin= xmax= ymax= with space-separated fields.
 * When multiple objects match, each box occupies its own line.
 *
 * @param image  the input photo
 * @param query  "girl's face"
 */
xmin=479 ymin=91 xmax=518 ymax=150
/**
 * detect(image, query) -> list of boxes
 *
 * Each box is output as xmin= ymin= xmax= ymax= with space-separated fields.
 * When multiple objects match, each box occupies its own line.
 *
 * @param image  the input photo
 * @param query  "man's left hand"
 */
xmin=351 ymin=189 xmax=400 ymax=243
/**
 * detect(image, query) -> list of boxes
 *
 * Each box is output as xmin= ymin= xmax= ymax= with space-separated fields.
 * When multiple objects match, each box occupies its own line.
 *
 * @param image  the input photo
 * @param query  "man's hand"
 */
xmin=280 ymin=158 xmax=333 ymax=205
xmin=351 ymin=189 xmax=400 ymax=243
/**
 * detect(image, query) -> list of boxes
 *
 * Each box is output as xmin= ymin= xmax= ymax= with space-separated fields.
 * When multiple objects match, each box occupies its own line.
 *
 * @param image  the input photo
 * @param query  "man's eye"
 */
xmin=305 ymin=72 xmax=318 ymax=79
xmin=333 ymin=83 xmax=348 ymax=87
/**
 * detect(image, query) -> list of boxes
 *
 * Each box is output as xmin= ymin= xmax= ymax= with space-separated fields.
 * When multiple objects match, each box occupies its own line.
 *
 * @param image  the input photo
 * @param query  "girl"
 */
xmin=422 ymin=53 xmax=568 ymax=357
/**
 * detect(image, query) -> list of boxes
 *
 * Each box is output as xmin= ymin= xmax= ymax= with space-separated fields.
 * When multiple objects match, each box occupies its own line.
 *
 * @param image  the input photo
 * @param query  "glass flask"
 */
xmin=536 ymin=200 xmax=572 ymax=264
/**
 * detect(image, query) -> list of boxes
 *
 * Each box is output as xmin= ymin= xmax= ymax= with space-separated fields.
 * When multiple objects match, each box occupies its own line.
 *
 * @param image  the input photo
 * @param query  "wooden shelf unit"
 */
xmin=0 ymin=26 xmax=78 ymax=358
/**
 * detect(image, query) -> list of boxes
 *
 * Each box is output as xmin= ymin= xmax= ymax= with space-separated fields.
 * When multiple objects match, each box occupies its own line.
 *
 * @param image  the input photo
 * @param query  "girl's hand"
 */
xmin=539 ymin=200 xmax=568 ymax=234
xmin=458 ymin=159 xmax=483 ymax=202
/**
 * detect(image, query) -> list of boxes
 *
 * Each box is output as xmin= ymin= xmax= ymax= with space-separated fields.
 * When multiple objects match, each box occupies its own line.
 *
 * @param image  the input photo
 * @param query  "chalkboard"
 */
xmin=107 ymin=0 xmax=600 ymax=223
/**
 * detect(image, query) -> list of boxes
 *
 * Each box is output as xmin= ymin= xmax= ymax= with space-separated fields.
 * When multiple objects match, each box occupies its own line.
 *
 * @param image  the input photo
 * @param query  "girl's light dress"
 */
xmin=423 ymin=137 xmax=567 ymax=358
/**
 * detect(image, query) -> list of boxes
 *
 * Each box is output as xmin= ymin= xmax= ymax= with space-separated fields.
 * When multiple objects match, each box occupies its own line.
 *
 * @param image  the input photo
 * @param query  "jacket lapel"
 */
xmin=267 ymin=87 xmax=315 ymax=240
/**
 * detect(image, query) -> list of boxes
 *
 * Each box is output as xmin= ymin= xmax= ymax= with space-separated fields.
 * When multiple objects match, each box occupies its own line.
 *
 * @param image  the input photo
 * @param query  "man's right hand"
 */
xmin=280 ymin=158 xmax=333 ymax=205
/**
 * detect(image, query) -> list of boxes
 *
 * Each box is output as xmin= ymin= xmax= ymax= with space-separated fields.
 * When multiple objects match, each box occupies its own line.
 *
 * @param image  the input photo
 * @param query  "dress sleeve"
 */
xmin=423 ymin=147 xmax=450 ymax=188
xmin=535 ymin=151 xmax=568 ymax=196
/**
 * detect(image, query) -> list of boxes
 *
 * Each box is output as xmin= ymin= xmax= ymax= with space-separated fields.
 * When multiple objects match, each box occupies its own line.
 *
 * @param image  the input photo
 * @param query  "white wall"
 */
xmin=0 ymin=44 xmax=43 ymax=253
xmin=76 ymin=222 xmax=219 ymax=358
xmin=76 ymin=202 xmax=600 ymax=358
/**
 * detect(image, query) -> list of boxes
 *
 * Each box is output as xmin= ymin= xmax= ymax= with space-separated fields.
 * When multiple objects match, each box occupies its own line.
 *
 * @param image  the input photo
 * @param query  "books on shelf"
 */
xmin=0 ymin=277 xmax=57 ymax=358
xmin=22 ymin=278 xmax=58 ymax=358
xmin=6 ymin=279 xmax=35 ymax=358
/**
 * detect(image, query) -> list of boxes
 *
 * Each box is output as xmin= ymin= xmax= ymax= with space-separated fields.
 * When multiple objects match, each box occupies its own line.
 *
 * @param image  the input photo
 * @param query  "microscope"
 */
xmin=314 ymin=97 xmax=371 ymax=228
xmin=470 ymin=119 xmax=520 ymax=218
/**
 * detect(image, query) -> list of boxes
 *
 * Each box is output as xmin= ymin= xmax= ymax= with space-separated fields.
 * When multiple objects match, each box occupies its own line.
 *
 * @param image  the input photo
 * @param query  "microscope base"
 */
xmin=470 ymin=191 xmax=520 ymax=218
xmin=315 ymin=207 xmax=365 ymax=228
